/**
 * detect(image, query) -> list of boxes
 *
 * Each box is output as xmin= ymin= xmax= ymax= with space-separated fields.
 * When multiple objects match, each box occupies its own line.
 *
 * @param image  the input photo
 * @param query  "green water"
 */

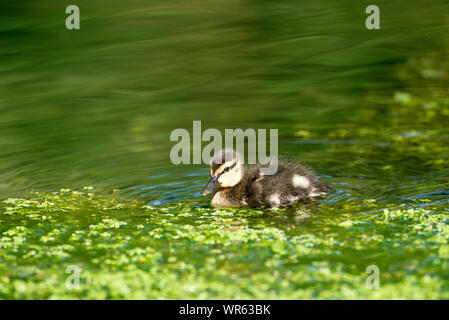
xmin=1 ymin=1 xmax=449 ymax=299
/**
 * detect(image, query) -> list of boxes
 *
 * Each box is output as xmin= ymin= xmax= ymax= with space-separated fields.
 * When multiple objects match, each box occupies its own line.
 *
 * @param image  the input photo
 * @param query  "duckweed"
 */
xmin=1 ymin=188 xmax=448 ymax=299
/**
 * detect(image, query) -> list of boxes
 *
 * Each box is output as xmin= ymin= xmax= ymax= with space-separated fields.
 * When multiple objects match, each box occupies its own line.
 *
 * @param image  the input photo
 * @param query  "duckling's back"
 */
xmin=244 ymin=161 xmax=332 ymax=207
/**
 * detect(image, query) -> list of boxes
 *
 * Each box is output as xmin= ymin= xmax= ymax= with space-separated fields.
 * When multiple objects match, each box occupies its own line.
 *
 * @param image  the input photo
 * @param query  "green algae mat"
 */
xmin=1 ymin=188 xmax=448 ymax=299
xmin=1 ymin=1 xmax=449 ymax=299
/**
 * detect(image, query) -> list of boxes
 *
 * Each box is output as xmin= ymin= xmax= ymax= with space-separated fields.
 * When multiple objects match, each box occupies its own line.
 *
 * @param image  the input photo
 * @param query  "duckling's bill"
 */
xmin=202 ymin=176 xmax=218 ymax=195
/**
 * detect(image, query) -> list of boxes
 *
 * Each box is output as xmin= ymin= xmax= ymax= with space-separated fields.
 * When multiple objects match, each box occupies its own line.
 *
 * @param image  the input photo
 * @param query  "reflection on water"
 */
xmin=1 ymin=0 xmax=449 ymax=213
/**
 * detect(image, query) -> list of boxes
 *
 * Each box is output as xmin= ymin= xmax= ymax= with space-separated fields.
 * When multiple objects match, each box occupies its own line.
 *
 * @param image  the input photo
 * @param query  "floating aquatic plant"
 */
xmin=1 ymin=188 xmax=448 ymax=299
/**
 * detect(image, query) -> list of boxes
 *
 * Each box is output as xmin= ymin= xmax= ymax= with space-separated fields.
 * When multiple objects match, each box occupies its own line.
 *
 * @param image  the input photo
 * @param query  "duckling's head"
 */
xmin=202 ymin=149 xmax=244 ymax=195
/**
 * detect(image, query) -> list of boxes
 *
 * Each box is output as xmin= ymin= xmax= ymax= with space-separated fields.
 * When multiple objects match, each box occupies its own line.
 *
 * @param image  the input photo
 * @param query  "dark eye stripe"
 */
xmin=217 ymin=161 xmax=236 ymax=177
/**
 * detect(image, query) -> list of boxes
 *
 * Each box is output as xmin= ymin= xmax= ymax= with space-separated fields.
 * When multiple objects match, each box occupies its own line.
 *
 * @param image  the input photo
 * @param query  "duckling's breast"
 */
xmin=211 ymin=190 xmax=246 ymax=207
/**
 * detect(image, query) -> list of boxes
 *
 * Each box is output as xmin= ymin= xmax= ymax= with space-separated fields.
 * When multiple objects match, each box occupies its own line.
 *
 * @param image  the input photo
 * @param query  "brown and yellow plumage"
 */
xmin=202 ymin=149 xmax=332 ymax=207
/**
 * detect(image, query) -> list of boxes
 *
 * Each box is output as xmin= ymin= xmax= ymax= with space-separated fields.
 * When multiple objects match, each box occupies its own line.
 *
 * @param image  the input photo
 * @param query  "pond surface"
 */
xmin=0 ymin=1 xmax=448 ymax=299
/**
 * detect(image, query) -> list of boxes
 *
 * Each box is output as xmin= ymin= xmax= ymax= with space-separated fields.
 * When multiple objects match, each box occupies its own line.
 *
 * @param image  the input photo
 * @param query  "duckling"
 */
xmin=202 ymin=149 xmax=332 ymax=207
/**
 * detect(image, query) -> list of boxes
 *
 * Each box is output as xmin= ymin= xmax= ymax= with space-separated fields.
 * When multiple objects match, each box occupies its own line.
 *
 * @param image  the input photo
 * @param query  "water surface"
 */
xmin=1 ymin=1 xmax=449 ymax=299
